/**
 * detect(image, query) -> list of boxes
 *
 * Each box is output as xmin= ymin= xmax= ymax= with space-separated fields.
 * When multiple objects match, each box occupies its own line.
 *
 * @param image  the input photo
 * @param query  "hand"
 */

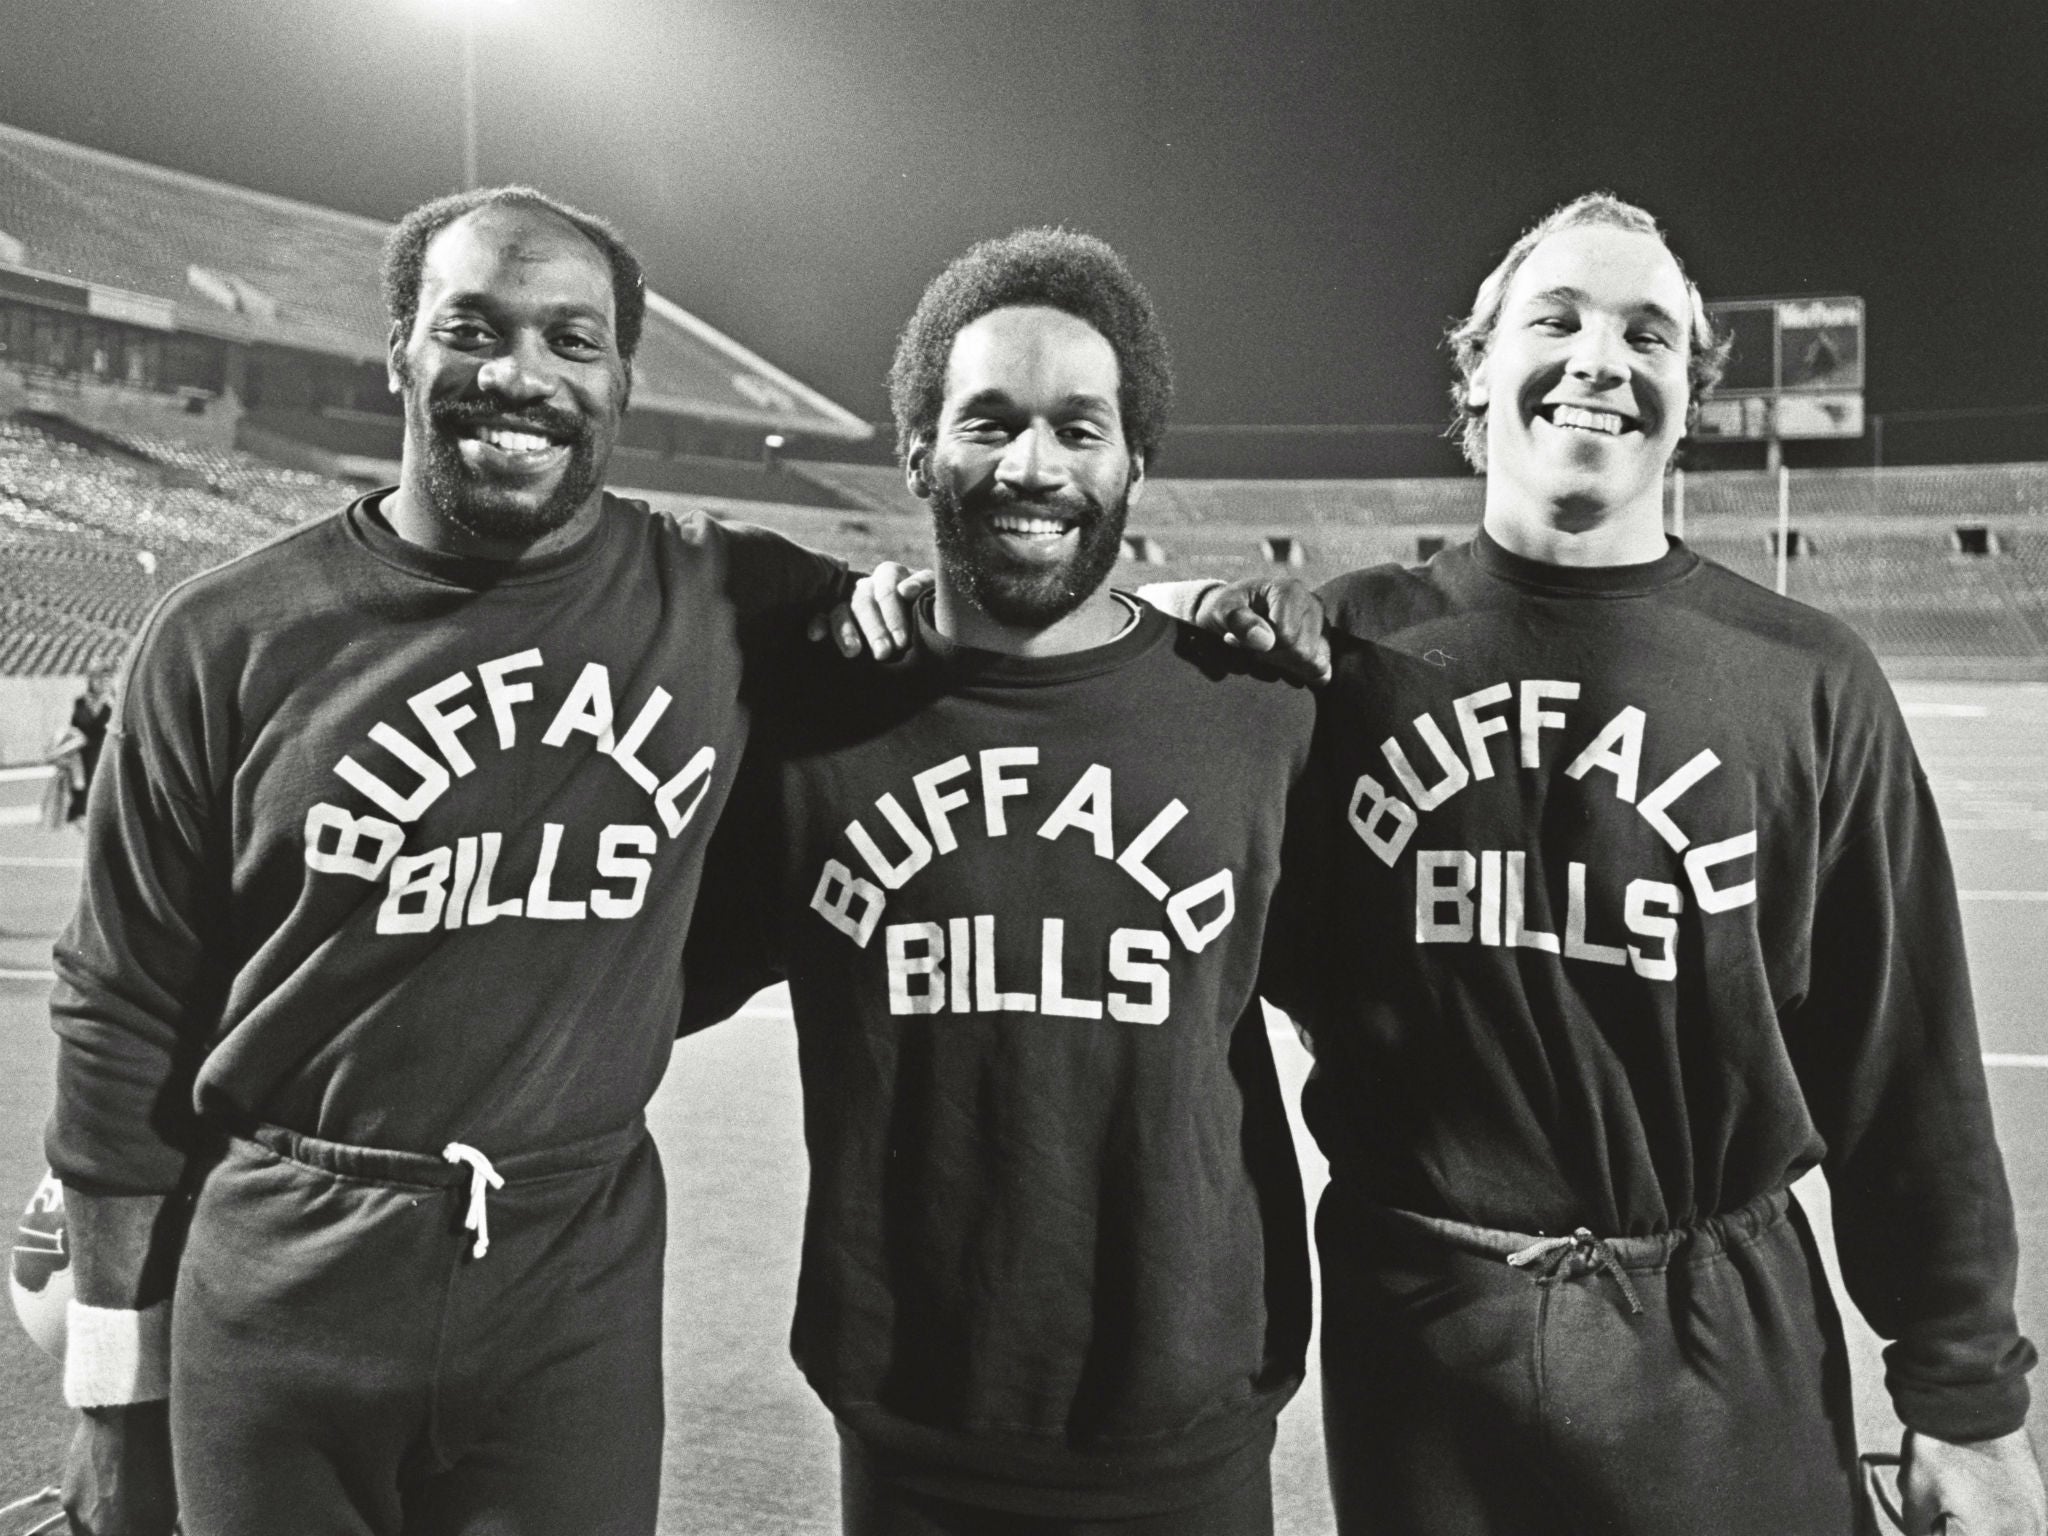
xmin=1193 ymin=576 xmax=1331 ymax=684
xmin=1901 ymin=1425 xmax=2048 ymax=1535
xmin=64 ymin=1402 xmax=177 ymax=1536
xmin=807 ymin=562 xmax=932 ymax=660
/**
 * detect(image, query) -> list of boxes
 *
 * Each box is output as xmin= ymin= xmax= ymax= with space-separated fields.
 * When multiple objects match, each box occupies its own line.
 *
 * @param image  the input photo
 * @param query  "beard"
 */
xmin=405 ymin=386 xmax=610 ymax=545
xmin=929 ymin=477 xmax=1131 ymax=631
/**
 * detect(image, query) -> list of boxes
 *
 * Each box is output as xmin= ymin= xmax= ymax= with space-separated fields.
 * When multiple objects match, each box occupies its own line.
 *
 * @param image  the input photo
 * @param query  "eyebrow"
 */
xmin=954 ymin=388 xmax=1116 ymax=416
xmin=435 ymin=291 xmax=613 ymax=326
xmin=1525 ymin=286 xmax=1685 ymax=331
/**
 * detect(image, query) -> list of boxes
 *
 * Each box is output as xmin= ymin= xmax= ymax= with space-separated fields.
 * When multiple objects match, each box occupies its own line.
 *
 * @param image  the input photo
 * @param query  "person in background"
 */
xmin=65 ymin=665 xmax=113 ymax=820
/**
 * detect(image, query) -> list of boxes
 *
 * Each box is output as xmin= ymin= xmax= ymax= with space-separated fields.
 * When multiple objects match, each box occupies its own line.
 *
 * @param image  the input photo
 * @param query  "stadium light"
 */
xmin=425 ymin=0 xmax=514 ymax=189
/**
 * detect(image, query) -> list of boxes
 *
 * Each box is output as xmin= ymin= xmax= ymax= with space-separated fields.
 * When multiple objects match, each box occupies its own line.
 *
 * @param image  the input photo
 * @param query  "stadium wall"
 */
xmin=0 ymin=674 xmax=85 ymax=766
xmin=0 ymin=364 xmax=240 ymax=450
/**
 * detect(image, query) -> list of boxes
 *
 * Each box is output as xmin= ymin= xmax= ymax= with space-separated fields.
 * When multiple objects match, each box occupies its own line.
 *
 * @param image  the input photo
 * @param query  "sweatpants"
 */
xmin=1317 ymin=1184 xmax=1862 ymax=1536
xmin=838 ymin=1430 xmax=1275 ymax=1536
xmin=170 ymin=1119 xmax=666 ymax=1536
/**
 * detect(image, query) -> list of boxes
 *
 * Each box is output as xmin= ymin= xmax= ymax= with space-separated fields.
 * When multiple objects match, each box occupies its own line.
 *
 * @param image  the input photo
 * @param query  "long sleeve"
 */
xmin=1257 ymin=693 xmax=1342 ymax=1034
xmin=678 ymin=738 xmax=789 ymax=1037
xmin=1789 ymin=690 xmax=2034 ymax=1441
xmin=46 ymin=617 xmax=229 ymax=1200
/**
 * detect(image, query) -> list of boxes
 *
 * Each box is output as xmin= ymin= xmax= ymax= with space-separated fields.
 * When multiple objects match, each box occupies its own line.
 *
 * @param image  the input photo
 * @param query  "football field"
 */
xmin=4 ymin=681 xmax=2046 ymax=1533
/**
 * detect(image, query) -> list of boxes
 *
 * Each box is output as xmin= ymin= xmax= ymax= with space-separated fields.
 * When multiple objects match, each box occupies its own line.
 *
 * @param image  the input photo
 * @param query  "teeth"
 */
xmin=473 ymin=428 xmax=556 ymax=453
xmin=1550 ymin=404 xmax=1626 ymax=435
xmin=992 ymin=514 xmax=1069 ymax=536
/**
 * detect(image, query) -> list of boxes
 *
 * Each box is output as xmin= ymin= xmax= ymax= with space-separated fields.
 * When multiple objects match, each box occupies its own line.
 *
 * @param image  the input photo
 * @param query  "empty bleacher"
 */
xmin=613 ymin=450 xmax=856 ymax=509
xmin=0 ymin=414 xmax=340 ymax=556
xmin=6 ymin=415 xmax=2048 ymax=677
xmin=788 ymin=461 xmax=922 ymax=518
xmin=1 ymin=411 xmax=364 ymax=674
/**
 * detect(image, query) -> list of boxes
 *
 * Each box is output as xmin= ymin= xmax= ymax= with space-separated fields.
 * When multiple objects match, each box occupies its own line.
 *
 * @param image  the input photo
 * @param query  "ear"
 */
xmin=386 ymin=320 xmax=408 ymax=395
xmin=1126 ymin=450 xmax=1147 ymax=510
xmin=905 ymin=438 xmax=933 ymax=500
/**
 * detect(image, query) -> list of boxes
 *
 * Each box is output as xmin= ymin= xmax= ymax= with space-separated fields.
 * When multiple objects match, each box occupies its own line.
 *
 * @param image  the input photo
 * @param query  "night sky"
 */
xmin=4 ymin=0 xmax=2045 ymax=461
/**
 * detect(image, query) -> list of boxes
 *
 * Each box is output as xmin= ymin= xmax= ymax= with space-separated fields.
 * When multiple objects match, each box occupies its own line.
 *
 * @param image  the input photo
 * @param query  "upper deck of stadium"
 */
xmin=0 ymin=120 xmax=870 ymax=444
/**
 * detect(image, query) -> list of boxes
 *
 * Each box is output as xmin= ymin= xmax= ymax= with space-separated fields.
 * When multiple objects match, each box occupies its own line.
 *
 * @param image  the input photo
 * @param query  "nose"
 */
xmin=474 ymin=335 xmax=555 ymax=403
xmin=995 ymin=423 xmax=1065 ymax=494
xmin=1565 ymin=322 xmax=1629 ymax=389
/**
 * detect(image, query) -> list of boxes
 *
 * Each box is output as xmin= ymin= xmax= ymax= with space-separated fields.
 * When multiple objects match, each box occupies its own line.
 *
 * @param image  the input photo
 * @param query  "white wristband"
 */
xmin=1133 ymin=578 xmax=1224 ymax=624
xmin=63 ymin=1299 xmax=171 ymax=1408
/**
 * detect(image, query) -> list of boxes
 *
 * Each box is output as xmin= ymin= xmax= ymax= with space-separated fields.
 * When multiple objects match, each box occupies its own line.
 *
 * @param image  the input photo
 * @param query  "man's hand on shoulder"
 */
xmin=1188 ymin=576 xmax=1330 ymax=684
xmin=65 ymin=1401 xmax=176 ymax=1536
xmin=1901 ymin=1425 xmax=2048 ymax=1535
xmin=807 ymin=561 xmax=931 ymax=661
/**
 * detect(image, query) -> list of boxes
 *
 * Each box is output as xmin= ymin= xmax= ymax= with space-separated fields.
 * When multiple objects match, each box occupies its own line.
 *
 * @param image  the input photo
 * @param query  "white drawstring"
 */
xmin=443 ymin=1143 xmax=504 ymax=1258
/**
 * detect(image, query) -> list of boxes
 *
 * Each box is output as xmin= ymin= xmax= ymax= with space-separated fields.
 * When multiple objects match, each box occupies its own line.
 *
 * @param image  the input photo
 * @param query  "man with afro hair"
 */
xmin=685 ymin=228 xmax=1322 ymax=1535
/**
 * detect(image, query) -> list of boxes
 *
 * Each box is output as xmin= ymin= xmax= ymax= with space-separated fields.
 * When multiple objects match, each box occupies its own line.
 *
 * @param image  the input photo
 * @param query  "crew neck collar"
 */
xmin=913 ymin=591 xmax=1167 ymax=684
xmin=345 ymin=489 xmax=615 ymax=588
xmin=1471 ymin=525 xmax=1699 ymax=597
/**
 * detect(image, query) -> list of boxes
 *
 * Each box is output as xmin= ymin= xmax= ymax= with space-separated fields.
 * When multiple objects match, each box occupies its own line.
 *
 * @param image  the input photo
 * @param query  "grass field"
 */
xmin=4 ymin=680 xmax=2046 ymax=1533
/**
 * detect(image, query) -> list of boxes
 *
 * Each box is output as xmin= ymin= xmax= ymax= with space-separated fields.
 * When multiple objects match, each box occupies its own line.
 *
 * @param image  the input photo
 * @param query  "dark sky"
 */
xmin=4 ymin=0 xmax=2046 ymax=441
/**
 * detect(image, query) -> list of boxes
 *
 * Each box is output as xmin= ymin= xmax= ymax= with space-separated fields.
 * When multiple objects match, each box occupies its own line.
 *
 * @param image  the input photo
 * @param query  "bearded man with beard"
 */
xmin=43 ymin=187 xmax=853 ymax=1536
xmin=683 ymin=229 xmax=1322 ymax=1536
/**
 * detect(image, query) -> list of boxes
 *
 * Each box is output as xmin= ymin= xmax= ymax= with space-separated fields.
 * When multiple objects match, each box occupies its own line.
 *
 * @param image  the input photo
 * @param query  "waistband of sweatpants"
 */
xmin=1352 ymin=1184 xmax=1793 ymax=1273
xmin=232 ymin=1116 xmax=647 ymax=1189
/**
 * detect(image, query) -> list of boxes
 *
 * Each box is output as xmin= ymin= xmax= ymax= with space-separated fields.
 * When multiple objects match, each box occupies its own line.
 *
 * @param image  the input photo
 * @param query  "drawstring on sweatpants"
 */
xmin=1506 ymin=1227 xmax=1646 ymax=1315
xmin=443 ymin=1143 xmax=504 ymax=1258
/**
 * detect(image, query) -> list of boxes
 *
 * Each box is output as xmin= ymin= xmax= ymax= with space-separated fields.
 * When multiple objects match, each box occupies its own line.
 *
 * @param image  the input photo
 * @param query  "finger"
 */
xmin=1253 ymin=580 xmax=1332 ymax=684
xmin=874 ymin=574 xmax=921 ymax=653
xmin=1226 ymin=611 xmax=1278 ymax=653
xmin=849 ymin=583 xmax=901 ymax=660
xmin=894 ymin=568 xmax=935 ymax=602
xmin=1292 ymin=630 xmax=1332 ymax=685
xmin=836 ymin=610 xmax=864 ymax=660
xmin=1243 ymin=615 xmax=1330 ymax=683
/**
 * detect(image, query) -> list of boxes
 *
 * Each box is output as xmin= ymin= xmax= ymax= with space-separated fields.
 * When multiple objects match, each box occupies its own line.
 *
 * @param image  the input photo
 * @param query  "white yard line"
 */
xmin=0 ymin=967 xmax=54 ymax=982
xmin=0 ymin=855 xmax=83 ymax=868
xmin=1958 ymin=891 xmax=2048 ymax=902
xmin=1984 ymin=1054 xmax=2048 ymax=1070
xmin=0 ymin=765 xmax=56 ymax=783
xmin=1901 ymin=702 xmax=1990 ymax=718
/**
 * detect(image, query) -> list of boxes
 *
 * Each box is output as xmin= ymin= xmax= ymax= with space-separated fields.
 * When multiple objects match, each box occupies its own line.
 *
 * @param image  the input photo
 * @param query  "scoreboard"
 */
xmin=1696 ymin=296 xmax=1864 ymax=441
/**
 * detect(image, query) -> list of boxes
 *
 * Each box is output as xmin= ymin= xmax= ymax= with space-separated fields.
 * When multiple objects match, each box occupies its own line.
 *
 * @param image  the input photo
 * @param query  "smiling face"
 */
xmin=1472 ymin=223 xmax=1693 ymax=542
xmin=913 ymin=305 xmax=1142 ymax=646
xmin=387 ymin=203 xmax=627 ymax=554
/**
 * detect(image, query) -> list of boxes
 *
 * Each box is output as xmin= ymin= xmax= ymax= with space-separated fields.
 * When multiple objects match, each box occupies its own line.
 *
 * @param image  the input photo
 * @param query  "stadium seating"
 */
xmin=5 ymin=409 xmax=2047 ymax=678
xmin=611 ymin=449 xmax=856 ymax=509
xmin=788 ymin=461 xmax=923 ymax=517
xmin=0 ymin=413 xmax=365 ymax=674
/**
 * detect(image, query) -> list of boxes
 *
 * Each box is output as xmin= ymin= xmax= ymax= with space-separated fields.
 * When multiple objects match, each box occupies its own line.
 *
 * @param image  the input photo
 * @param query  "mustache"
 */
xmin=962 ymin=483 xmax=1102 ymax=519
xmin=428 ymin=395 xmax=587 ymax=443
